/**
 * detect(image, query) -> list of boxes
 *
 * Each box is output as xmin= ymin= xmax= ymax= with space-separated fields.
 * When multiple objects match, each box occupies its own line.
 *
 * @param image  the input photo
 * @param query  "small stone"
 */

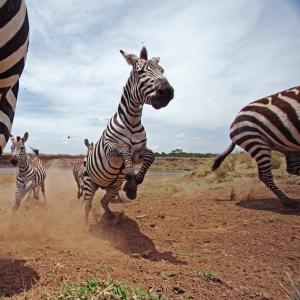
xmin=172 ymin=286 xmax=185 ymax=294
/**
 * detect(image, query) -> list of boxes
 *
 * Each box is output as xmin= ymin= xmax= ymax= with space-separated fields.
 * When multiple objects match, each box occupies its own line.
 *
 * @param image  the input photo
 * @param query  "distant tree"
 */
xmin=171 ymin=148 xmax=183 ymax=154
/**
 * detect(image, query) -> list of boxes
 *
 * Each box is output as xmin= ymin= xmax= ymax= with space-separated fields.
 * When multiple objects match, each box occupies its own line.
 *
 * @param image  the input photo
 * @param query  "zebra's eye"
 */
xmin=136 ymin=69 xmax=143 ymax=75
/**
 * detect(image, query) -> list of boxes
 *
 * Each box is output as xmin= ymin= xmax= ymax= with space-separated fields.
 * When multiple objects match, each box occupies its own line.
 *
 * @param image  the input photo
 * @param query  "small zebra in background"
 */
xmin=10 ymin=132 xmax=46 ymax=210
xmin=0 ymin=0 xmax=29 ymax=155
xmin=73 ymin=138 xmax=93 ymax=199
xmin=212 ymin=86 xmax=300 ymax=207
xmin=84 ymin=47 xmax=174 ymax=222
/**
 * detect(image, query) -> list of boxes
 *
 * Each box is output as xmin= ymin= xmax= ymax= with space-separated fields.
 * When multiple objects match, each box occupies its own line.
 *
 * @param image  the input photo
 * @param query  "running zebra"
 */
xmin=73 ymin=138 xmax=93 ymax=199
xmin=10 ymin=132 xmax=46 ymax=210
xmin=0 ymin=0 xmax=29 ymax=155
xmin=84 ymin=47 xmax=174 ymax=222
xmin=212 ymin=86 xmax=300 ymax=207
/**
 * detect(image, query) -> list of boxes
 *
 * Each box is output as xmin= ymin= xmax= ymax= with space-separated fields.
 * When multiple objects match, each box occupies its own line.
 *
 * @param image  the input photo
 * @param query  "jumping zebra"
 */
xmin=212 ymin=86 xmax=300 ymax=207
xmin=84 ymin=47 xmax=174 ymax=222
xmin=10 ymin=132 xmax=46 ymax=210
xmin=0 ymin=0 xmax=29 ymax=155
xmin=73 ymin=138 xmax=93 ymax=199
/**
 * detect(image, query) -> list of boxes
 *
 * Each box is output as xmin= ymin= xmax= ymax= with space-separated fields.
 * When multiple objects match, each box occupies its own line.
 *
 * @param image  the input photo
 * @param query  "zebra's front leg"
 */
xmin=101 ymin=184 xmax=122 ymax=220
xmin=13 ymin=185 xmax=27 ymax=210
xmin=135 ymin=148 xmax=155 ymax=185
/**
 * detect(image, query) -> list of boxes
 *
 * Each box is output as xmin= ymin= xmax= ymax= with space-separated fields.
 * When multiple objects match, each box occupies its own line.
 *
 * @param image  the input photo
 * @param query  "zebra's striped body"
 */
xmin=84 ymin=47 xmax=174 ymax=222
xmin=0 ymin=0 xmax=29 ymax=155
xmin=212 ymin=86 xmax=300 ymax=207
xmin=73 ymin=139 xmax=93 ymax=199
xmin=10 ymin=132 xmax=46 ymax=210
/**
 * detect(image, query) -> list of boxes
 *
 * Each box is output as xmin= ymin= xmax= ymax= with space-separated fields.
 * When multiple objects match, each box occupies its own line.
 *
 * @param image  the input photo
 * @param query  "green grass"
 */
xmin=196 ymin=270 xmax=222 ymax=283
xmin=44 ymin=277 xmax=162 ymax=300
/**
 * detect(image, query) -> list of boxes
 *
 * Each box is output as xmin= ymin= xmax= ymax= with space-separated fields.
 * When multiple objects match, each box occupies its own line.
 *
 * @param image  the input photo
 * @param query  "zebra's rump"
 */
xmin=230 ymin=86 xmax=300 ymax=152
xmin=28 ymin=156 xmax=46 ymax=182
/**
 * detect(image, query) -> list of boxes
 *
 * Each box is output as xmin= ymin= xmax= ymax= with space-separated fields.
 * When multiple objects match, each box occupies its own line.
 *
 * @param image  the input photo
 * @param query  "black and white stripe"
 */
xmin=10 ymin=132 xmax=46 ymax=210
xmin=212 ymin=86 xmax=300 ymax=207
xmin=0 ymin=0 xmax=29 ymax=155
xmin=73 ymin=138 xmax=93 ymax=199
xmin=84 ymin=47 xmax=174 ymax=222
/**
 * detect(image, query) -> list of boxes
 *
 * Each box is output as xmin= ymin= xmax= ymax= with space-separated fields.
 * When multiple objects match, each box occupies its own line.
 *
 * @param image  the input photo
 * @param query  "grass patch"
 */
xmin=95 ymin=263 xmax=113 ymax=271
xmin=160 ymin=270 xmax=183 ymax=278
xmin=196 ymin=270 xmax=222 ymax=283
xmin=44 ymin=277 xmax=162 ymax=300
xmin=281 ymin=274 xmax=300 ymax=300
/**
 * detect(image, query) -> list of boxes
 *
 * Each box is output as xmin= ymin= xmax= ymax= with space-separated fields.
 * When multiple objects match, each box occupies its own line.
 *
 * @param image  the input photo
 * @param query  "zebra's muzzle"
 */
xmin=151 ymin=83 xmax=174 ymax=109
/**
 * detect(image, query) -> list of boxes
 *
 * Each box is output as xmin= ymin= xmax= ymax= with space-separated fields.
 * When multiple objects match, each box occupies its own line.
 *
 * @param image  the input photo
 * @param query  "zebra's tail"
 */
xmin=30 ymin=146 xmax=40 ymax=156
xmin=211 ymin=142 xmax=236 ymax=171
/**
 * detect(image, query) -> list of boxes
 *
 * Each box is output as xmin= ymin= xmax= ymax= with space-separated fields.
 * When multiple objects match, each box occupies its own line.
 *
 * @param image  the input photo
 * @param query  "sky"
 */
xmin=7 ymin=0 xmax=300 ymax=154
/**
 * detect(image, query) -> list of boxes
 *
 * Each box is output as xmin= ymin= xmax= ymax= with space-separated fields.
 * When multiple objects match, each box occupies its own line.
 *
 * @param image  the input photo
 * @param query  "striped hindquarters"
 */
xmin=28 ymin=156 xmax=46 ymax=184
xmin=230 ymin=86 xmax=300 ymax=153
xmin=0 ymin=0 xmax=29 ymax=155
xmin=86 ymin=136 xmax=124 ymax=188
xmin=73 ymin=160 xmax=83 ymax=182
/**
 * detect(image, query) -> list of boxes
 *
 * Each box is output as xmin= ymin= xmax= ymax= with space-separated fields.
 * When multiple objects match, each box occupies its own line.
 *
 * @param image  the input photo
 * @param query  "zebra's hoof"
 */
xmin=282 ymin=199 xmax=299 ymax=208
xmin=123 ymin=181 xmax=137 ymax=200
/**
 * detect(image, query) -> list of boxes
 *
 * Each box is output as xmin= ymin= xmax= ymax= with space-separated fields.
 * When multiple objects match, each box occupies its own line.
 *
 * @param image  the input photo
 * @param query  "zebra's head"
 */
xmin=10 ymin=132 xmax=28 ymax=166
xmin=120 ymin=47 xmax=174 ymax=109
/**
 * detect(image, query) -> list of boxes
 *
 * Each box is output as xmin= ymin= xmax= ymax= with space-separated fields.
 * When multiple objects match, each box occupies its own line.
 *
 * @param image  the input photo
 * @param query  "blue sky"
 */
xmin=8 ymin=0 xmax=300 ymax=154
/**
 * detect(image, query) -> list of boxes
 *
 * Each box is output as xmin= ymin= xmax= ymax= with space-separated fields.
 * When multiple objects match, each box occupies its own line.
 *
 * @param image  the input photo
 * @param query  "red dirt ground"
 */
xmin=0 ymin=166 xmax=299 ymax=299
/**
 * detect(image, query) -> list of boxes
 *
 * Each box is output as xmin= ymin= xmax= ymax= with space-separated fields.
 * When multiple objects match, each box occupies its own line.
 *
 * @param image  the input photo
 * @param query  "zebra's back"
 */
xmin=230 ymin=86 xmax=300 ymax=152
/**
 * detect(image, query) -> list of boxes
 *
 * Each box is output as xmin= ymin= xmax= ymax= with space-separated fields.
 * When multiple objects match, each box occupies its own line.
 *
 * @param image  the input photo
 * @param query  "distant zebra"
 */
xmin=0 ymin=0 xmax=29 ymax=155
xmin=73 ymin=138 xmax=93 ymax=199
xmin=212 ymin=86 xmax=300 ymax=207
xmin=84 ymin=47 xmax=174 ymax=222
xmin=10 ymin=132 xmax=46 ymax=210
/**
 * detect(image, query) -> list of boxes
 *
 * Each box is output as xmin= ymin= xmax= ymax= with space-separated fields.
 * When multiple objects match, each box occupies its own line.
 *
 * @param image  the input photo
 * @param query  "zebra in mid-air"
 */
xmin=212 ymin=86 xmax=300 ymax=207
xmin=73 ymin=138 xmax=93 ymax=199
xmin=0 ymin=0 xmax=29 ymax=155
xmin=10 ymin=132 xmax=46 ymax=210
xmin=84 ymin=47 xmax=174 ymax=222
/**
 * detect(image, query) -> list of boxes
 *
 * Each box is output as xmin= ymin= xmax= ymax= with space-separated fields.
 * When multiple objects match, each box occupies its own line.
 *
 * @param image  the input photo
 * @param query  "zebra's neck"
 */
xmin=17 ymin=154 xmax=31 ymax=175
xmin=117 ymin=76 xmax=144 ymax=129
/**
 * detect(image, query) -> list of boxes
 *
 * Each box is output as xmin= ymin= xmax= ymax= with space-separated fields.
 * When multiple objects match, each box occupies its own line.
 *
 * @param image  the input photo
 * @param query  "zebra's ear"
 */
xmin=22 ymin=132 xmax=28 ymax=143
xmin=84 ymin=139 xmax=89 ymax=147
xmin=120 ymin=50 xmax=139 ymax=66
xmin=10 ymin=134 xmax=16 ymax=144
xmin=140 ymin=47 xmax=148 ymax=60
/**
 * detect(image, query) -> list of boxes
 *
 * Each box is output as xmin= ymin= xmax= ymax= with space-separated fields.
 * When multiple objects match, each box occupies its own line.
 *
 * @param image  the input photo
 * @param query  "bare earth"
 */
xmin=0 ymin=157 xmax=299 ymax=299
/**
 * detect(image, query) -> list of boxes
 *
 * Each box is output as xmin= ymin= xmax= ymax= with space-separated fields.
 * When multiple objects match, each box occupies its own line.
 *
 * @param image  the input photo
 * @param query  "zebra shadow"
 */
xmin=89 ymin=213 xmax=187 ymax=265
xmin=236 ymin=198 xmax=300 ymax=215
xmin=0 ymin=259 xmax=40 ymax=297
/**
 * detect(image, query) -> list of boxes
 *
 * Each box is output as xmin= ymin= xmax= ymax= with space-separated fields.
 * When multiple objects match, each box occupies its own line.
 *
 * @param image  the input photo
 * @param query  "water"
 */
xmin=0 ymin=167 xmax=15 ymax=175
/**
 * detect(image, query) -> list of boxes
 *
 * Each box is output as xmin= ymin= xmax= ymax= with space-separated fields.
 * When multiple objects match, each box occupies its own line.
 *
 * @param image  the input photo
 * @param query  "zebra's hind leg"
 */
xmin=83 ymin=176 xmax=98 ymax=224
xmin=285 ymin=152 xmax=300 ymax=176
xmin=253 ymin=147 xmax=298 ymax=207
xmin=101 ymin=184 xmax=122 ymax=220
xmin=33 ymin=186 xmax=40 ymax=200
xmin=41 ymin=182 xmax=46 ymax=202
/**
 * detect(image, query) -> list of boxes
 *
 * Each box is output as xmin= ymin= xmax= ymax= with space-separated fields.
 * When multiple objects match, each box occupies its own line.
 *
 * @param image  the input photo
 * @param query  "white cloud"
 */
xmin=9 ymin=0 xmax=300 ymax=154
